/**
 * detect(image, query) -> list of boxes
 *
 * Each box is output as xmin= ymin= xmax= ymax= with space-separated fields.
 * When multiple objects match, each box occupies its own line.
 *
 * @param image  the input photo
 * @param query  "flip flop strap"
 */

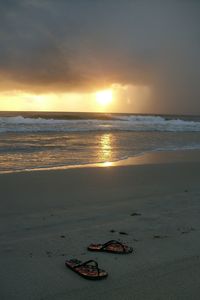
xmin=101 ymin=240 xmax=126 ymax=252
xmin=74 ymin=260 xmax=100 ymax=275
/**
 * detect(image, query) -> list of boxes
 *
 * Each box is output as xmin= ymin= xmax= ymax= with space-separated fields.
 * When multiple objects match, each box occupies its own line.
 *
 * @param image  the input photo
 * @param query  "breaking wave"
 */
xmin=0 ymin=115 xmax=200 ymax=133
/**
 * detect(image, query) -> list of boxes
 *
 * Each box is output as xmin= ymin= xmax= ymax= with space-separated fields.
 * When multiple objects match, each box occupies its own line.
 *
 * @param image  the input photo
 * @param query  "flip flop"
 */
xmin=87 ymin=240 xmax=133 ymax=254
xmin=65 ymin=259 xmax=108 ymax=280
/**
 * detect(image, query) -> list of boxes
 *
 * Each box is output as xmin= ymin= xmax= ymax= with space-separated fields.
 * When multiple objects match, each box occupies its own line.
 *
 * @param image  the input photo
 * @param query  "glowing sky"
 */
xmin=0 ymin=1 xmax=200 ymax=114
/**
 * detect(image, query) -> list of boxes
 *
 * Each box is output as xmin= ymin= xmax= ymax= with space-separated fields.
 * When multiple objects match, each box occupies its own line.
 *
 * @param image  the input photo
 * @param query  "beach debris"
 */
xmin=110 ymin=229 xmax=115 ymax=233
xmin=130 ymin=212 xmax=141 ymax=216
xmin=153 ymin=235 xmax=168 ymax=239
xmin=184 ymin=189 xmax=188 ymax=193
xmin=60 ymin=235 xmax=66 ymax=238
xmin=153 ymin=235 xmax=161 ymax=239
xmin=119 ymin=231 xmax=128 ymax=235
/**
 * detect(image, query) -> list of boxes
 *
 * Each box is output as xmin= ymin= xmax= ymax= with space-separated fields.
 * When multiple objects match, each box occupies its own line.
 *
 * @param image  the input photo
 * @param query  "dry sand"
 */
xmin=0 ymin=150 xmax=200 ymax=300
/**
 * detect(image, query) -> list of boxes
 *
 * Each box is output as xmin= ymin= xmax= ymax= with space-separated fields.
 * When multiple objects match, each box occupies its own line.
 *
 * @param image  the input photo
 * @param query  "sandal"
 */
xmin=88 ymin=240 xmax=133 ymax=254
xmin=65 ymin=259 xmax=108 ymax=280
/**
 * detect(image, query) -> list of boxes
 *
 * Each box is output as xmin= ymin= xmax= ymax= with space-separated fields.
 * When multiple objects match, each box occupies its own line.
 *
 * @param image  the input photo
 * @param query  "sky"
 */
xmin=0 ymin=0 xmax=200 ymax=114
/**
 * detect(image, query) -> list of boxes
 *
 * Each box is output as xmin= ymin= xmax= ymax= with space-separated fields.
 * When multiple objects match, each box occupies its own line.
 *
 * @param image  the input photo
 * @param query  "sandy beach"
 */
xmin=0 ymin=150 xmax=200 ymax=300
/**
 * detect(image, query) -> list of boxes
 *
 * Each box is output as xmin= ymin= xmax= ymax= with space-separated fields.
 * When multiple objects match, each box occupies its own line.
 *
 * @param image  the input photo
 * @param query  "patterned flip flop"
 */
xmin=88 ymin=240 xmax=133 ymax=254
xmin=65 ymin=259 xmax=108 ymax=280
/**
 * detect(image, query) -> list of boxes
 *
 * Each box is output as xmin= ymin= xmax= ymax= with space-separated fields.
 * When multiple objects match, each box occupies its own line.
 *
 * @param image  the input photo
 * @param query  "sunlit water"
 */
xmin=0 ymin=112 xmax=200 ymax=173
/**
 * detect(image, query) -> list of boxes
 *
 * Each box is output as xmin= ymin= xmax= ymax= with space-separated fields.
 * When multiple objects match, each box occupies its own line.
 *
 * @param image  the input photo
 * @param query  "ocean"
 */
xmin=0 ymin=111 xmax=200 ymax=173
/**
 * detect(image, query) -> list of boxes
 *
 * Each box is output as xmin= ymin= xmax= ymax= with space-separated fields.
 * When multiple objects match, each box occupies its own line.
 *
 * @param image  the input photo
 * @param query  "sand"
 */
xmin=0 ymin=150 xmax=200 ymax=300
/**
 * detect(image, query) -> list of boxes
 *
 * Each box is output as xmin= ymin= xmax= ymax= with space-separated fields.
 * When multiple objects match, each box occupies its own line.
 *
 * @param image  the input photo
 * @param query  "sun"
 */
xmin=95 ymin=89 xmax=113 ymax=106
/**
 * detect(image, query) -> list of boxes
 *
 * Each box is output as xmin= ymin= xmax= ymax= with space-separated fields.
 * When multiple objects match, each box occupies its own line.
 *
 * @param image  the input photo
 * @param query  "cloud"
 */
xmin=0 ymin=0 xmax=200 ymax=113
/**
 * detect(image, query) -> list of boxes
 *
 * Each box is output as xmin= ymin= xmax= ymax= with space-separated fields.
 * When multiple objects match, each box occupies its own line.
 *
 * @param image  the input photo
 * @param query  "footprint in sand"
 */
xmin=153 ymin=235 xmax=168 ymax=239
xmin=110 ymin=229 xmax=129 ymax=235
xmin=178 ymin=227 xmax=195 ymax=234
xmin=119 ymin=231 xmax=129 ymax=235
xmin=46 ymin=251 xmax=52 ymax=257
xmin=130 ymin=212 xmax=142 ymax=216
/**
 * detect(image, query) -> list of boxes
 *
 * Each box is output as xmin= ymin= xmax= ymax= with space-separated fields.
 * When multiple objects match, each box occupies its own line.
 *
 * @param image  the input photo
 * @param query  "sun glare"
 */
xmin=95 ymin=89 xmax=113 ymax=106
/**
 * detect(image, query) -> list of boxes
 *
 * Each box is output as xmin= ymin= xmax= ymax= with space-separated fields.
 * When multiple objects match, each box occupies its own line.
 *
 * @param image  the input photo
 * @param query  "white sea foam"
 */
xmin=0 ymin=115 xmax=200 ymax=133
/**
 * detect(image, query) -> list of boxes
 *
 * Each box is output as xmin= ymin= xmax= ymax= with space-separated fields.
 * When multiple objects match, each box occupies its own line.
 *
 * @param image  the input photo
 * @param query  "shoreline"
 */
xmin=1 ymin=148 xmax=200 ymax=175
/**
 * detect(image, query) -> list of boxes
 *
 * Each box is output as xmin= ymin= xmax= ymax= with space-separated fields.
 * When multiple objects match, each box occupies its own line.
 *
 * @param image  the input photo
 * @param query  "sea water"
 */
xmin=0 ymin=112 xmax=200 ymax=173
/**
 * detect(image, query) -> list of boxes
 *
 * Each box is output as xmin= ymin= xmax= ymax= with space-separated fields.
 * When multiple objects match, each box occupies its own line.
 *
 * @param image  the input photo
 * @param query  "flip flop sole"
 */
xmin=88 ymin=244 xmax=133 ymax=254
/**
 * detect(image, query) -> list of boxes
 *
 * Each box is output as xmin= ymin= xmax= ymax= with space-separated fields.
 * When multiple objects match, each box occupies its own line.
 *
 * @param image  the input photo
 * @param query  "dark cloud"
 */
xmin=0 ymin=0 xmax=200 ymax=113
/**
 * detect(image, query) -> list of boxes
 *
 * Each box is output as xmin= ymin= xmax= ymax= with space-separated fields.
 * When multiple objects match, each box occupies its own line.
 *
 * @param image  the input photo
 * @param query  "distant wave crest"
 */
xmin=0 ymin=115 xmax=200 ymax=133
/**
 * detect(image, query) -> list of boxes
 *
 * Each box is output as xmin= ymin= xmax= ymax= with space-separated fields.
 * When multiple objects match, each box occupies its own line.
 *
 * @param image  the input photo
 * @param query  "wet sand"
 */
xmin=0 ymin=150 xmax=200 ymax=299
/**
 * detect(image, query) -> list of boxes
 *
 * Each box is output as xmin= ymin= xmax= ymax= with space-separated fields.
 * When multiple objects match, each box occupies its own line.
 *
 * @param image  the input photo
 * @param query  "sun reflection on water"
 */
xmin=101 ymin=161 xmax=113 ymax=167
xmin=98 ymin=133 xmax=113 ymax=165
